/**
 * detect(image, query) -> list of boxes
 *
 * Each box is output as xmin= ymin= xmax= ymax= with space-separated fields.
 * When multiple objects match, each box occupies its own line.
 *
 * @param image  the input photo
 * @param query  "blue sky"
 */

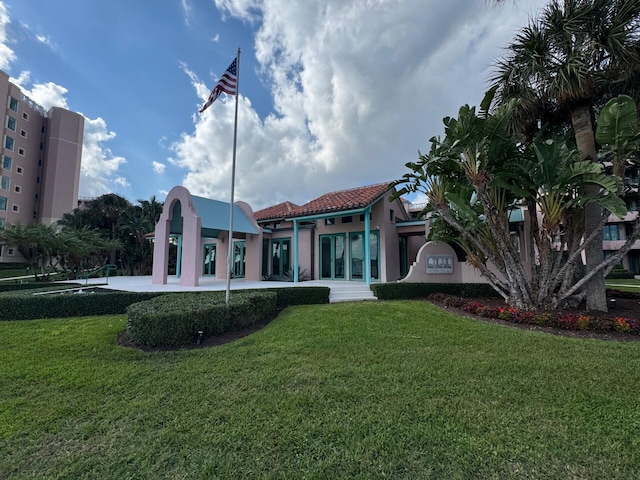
xmin=0 ymin=0 xmax=547 ymax=209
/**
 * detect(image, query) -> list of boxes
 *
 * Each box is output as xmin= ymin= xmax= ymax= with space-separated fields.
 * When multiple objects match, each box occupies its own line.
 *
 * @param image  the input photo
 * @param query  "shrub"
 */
xmin=255 ymin=286 xmax=330 ymax=307
xmin=0 ymin=288 xmax=163 ymax=321
xmin=606 ymin=267 xmax=635 ymax=280
xmin=533 ymin=313 xmax=551 ymax=326
xmin=371 ymin=283 xmax=499 ymax=300
xmin=126 ymin=290 xmax=278 ymax=347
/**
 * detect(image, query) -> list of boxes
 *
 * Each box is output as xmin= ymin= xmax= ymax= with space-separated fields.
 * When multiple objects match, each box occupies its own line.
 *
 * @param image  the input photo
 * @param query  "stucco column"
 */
xmin=365 ymin=206 xmax=371 ymax=286
xmin=180 ymin=212 xmax=201 ymax=287
xmin=151 ymin=217 xmax=170 ymax=285
xmin=294 ymin=219 xmax=299 ymax=283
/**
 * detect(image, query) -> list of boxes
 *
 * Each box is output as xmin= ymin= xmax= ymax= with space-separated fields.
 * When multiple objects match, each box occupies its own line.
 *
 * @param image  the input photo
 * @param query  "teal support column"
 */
xmin=364 ymin=207 xmax=371 ymax=286
xmin=176 ymin=235 xmax=183 ymax=278
xmin=293 ymin=219 xmax=299 ymax=283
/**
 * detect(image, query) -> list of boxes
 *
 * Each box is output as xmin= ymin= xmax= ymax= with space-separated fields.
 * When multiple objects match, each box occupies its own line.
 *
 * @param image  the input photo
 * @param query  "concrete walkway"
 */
xmin=63 ymin=276 xmax=378 ymax=303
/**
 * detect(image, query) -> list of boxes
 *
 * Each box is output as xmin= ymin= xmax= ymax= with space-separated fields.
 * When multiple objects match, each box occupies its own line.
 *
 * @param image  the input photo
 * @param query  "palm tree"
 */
xmin=491 ymin=0 xmax=640 ymax=311
xmin=0 ymin=223 xmax=60 ymax=280
xmin=393 ymin=97 xmax=630 ymax=310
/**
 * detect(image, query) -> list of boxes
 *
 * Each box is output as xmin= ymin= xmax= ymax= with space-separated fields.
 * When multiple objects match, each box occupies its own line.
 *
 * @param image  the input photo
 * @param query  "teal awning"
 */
xmin=169 ymin=195 xmax=259 ymax=237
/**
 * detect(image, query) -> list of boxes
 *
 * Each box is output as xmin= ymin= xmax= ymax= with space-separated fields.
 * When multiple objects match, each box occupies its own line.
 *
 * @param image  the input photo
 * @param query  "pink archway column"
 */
xmin=151 ymin=186 xmax=202 ymax=287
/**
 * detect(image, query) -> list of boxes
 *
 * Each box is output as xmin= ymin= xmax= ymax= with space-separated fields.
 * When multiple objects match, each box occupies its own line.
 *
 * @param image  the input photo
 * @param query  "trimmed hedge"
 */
xmin=0 ymin=284 xmax=329 ymax=323
xmin=0 ymin=288 xmax=164 ymax=321
xmin=257 ymin=286 xmax=330 ymax=307
xmin=126 ymin=290 xmax=278 ymax=347
xmin=371 ymin=282 xmax=500 ymax=300
xmin=606 ymin=267 xmax=635 ymax=280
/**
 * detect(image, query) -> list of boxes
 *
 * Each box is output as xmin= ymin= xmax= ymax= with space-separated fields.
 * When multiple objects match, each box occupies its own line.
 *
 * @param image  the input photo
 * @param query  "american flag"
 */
xmin=199 ymin=57 xmax=238 ymax=113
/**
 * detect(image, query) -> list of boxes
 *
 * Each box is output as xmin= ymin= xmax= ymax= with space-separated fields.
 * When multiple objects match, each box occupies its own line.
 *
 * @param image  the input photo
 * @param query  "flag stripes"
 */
xmin=199 ymin=57 xmax=238 ymax=113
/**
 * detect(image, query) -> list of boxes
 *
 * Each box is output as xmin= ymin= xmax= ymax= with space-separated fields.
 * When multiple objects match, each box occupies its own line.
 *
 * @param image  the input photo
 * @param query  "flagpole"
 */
xmin=226 ymin=48 xmax=241 ymax=305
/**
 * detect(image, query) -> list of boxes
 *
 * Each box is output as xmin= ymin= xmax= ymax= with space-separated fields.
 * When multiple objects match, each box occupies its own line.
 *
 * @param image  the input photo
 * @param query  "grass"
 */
xmin=2 ymin=301 xmax=640 ymax=479
xmin=0 ymin=268 xmax=30 ymax=280
xmin=607 ymin=278 xmax=640 ymax=293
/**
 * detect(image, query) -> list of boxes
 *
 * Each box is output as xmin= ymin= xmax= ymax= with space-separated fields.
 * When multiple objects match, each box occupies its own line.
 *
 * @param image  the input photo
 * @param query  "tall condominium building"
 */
xmin=0 ymin=70 xmax=84 ymax=262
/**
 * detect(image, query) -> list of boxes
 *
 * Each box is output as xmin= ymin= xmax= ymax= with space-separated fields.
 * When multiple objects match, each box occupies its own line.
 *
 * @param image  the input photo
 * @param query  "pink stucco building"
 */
xmin=0 ymin=70 xmax=84 ymax=261
xmin=152 ymin=182 xmax=428 ymax=286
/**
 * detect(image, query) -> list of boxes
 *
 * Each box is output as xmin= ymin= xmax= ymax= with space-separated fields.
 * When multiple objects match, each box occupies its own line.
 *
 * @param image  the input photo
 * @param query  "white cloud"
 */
xmin=14 ymin=74 xmax=69 ymax=110
xmin=212 ymin=33 xmax=220 ymax=43
xmin=152 ymin=161 xmax=166 ymax=174
xmin=181 ymin=0 xmax=192 ymax=26
xmin=114 ymin=177 xmax=131 ymax=188
xmin=172 ymin=0 xmax=547 ymax=210
xmin=79 ymin=117 xmax=127 ymax=197
xmin=0 ymin=2 xmax=15 ymax=70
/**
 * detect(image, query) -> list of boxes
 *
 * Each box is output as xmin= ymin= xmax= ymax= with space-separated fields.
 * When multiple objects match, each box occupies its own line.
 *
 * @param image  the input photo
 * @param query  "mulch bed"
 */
xmin=428 ymin=295 xmax=640 ymax=342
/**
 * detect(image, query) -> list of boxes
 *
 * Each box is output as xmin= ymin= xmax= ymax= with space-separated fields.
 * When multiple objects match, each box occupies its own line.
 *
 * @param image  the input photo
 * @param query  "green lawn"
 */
xmin=2 ymin=301 xmax=640 ymax=479
xmin=607 ymin=278 xmax=640 ymax=292
xmin=0 ymin=269 xmax=30 ymax=280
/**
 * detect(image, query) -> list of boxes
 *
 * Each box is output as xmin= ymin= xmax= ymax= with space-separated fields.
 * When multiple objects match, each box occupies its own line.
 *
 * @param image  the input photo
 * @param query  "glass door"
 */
xmin=320 ymin=234 xmax=346 ymax=279
xmin=271 ymin=238 xmax=291 ymax=279
xmin=233 ymin=241 xmax=246 ymax=278
xmin=203 ymin=244 xmax=216 ymax=276
xmin=349 ymin=231 xmax=380 ymax=281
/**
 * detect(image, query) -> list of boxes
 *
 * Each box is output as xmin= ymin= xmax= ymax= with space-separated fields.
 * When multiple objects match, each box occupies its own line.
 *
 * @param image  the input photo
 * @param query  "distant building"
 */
xmin=0 ymin=70 xmax=84 ymax=262
xmin=602 ymin=160 xmax=640 ymax=274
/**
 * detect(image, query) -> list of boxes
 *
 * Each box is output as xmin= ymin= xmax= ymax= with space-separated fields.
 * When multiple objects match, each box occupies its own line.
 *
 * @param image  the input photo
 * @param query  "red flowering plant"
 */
xmin=614 ymin=317 xmax=640 ymax=334
xmin=557 ymin=313 xmax=591 ymax=330
xmin=463 ymin=302 xmax=490 ymax=315
xmin=615 ymin=317 xmax=631 ymax=333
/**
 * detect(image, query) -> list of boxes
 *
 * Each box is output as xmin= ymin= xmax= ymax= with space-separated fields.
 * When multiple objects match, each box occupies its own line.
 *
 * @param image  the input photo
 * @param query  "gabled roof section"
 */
xmin=292 ymin=182 xmax=392 ymax=218
xmin=189 ymin=195 xmax=259 ymax=237
xmin=254 ymin=201 xmax=300 ymax=222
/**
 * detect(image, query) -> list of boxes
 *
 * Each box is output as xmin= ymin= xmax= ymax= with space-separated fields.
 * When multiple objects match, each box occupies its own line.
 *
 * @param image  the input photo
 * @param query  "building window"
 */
xmin=0 ymin=196 xmax=6 ymax=211
xmin=0 ymin=217 xmax=5 ymax=230
xmin=22 ymin=112 xmax=28 ymax=121
xmin=6 ymin=116 xmax=16 ymax=131
xmin=11 ymin=204 xmax=18 ymax=213
xmin=8 ymin=97 xmax=18 ymax=112
xmin=16 ymin=166 xmax=23 ymax=175
xmin=4 ymin=136 xmax=14 ymax=151
xmin=18 ymin=148 xmax=24 ymax=156
xmin=389 ymin=209 xmax=395 ymax=222
xmin=2 ymin=156 xmax=11 ymax=170
xmin=14 ymin=185 xmax=21 ymax=194
xmin=603 ymin=224 xmax=620 ymax=241
xmin=341 ymin=216 xmax=352 ymax=224
xmin=20 ymin=129 xmax=27 ymax=138
xmin=325 ymin=218 xmax=335 ymax=226
xmin=7 ymin=248 xmax=14 ymax=256
xmin=1 ymin=176 xmax=9 ymax=190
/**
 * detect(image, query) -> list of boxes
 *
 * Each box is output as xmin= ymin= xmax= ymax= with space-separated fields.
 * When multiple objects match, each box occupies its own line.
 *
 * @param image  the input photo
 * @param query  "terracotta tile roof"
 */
xmin=254 ymin=182 xmax=394 ymax=222
xmin=292 ymin=182 xmax=392 ymax=218
xmin=254 ymin=201 xmax=300 ymax=222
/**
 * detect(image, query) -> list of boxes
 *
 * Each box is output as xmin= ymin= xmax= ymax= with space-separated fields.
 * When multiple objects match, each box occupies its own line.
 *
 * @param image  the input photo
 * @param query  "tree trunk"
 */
xmin=571 ymin=104 xmax=607 ymax=312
